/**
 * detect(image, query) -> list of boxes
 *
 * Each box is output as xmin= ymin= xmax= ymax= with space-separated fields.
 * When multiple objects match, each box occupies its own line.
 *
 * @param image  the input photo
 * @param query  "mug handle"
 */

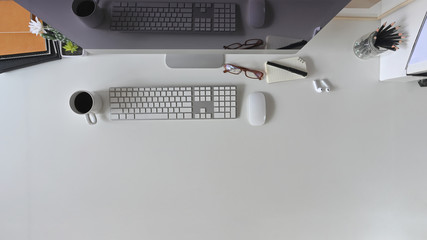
xmin=85 ymin=112 xmax=97 ymax=125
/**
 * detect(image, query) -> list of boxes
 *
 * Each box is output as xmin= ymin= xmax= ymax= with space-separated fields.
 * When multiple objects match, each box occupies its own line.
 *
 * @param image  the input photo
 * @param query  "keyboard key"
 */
xmin=231 ymin=108 xmax=236 ymax=118
xmin=214 ymin=113 xmax=225 ymax=118
xmin=137 ymin=2 xmax=168 ymax=7
xmin=135 ymin=113 xmax=168 ymax=119
xmin=111 ymin=109 xmax=123 ymax=114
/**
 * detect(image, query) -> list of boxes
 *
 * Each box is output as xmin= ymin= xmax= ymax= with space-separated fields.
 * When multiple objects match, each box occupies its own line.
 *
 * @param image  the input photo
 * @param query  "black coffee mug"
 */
xmin=72 ymin=0 xmax=104 ymax=28
xmin=70 ymin=91 xmax=102 ymax=125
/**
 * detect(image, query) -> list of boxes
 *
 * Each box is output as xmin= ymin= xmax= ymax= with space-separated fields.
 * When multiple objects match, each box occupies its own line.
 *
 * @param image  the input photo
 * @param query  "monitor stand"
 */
xmin=165 ymin=53 xmax=225 ymax=68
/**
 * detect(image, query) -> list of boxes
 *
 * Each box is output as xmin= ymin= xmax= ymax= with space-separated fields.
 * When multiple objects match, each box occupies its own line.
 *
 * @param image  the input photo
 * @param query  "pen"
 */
xmin=266 ymin=61 xmax=308 ymax=77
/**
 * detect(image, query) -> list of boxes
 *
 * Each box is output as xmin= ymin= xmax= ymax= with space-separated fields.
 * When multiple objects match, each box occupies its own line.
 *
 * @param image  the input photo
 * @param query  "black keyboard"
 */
xmin=110 ymin=1 xmax=238 ymax=32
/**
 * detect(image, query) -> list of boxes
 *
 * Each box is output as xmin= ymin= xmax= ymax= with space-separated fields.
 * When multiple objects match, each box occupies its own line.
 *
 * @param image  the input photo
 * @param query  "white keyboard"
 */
xmin=109 ymin=85 xmax=237 ymax=120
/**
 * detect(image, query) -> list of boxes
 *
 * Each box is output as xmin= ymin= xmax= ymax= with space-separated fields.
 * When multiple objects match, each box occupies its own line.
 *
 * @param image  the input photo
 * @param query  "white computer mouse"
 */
xmin=248 ymin=92 xmax=266 ymax=126
xmin=247 ymin=0 xmax=265 ymax=28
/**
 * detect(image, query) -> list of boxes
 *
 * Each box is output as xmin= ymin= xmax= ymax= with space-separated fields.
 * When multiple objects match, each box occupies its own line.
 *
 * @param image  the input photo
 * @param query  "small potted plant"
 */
xmin=29 ymin=17 xmax=85 ymax=57
xmin=59 ymin=37 xmax=85 ymax=57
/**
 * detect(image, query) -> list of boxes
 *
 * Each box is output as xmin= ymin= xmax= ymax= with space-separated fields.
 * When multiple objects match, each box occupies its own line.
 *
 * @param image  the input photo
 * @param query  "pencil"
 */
xmin=373 ymin=21 xmax=403 ymax=51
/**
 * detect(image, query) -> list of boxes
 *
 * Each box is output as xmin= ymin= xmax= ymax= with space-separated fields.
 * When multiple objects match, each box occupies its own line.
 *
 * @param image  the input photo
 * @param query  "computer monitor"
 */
xmin=406 ymin=11 xmax=427 ymax=76
xmin=14 ymin=0 xmax=350 ymax=68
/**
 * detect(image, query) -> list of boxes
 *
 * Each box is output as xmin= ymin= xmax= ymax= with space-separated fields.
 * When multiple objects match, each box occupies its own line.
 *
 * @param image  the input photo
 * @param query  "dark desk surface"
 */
xmin=16 ymin=0 xmax=350 ymax=49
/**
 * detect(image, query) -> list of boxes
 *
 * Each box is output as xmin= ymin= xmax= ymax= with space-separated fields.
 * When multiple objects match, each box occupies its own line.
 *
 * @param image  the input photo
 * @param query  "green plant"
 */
xmin=41 ymin=26 xmax=70 ymax=43
xmin=62 ymin=41 xmax=79 ymax=53
xmin=29 ymin=18 xmax=81 ymax=54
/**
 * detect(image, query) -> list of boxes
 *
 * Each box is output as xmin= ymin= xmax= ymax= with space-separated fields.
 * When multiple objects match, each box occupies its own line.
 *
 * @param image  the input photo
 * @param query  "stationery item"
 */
xmin=0 ymin=40 xmax=61 ymax=74
xmin=264 ymin=57 xmax=307 ymax=83
xmin=0 ymin=39 xmax=51 ymax=60
xmin=353 ymin=32 xmax=385 ymax=59
xmin=266 ymin=61 xmax=307 ymax=77
xmin=353 ymin=21 xmax=404 ymax=59
xmin=374 ymin=22 xmax=404 ymax=51
xmin=0 ymin=1 xmax=48 ymax=56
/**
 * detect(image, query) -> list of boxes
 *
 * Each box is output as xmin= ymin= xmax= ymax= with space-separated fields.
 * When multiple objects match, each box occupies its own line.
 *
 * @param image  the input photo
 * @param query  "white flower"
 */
xmin=28 ymin=17 xmax=46 ymax=36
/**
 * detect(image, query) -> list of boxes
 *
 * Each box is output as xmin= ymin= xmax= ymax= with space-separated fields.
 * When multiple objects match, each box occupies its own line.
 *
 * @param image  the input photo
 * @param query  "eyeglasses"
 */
xmin=223 ymin=64 xmax=264 ymax=80
xmin=223 ymin=39 xmax=264 ymax=49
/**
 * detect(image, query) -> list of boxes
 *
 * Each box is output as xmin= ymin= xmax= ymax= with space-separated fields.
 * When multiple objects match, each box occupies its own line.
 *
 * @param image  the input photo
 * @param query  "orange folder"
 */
xmin=0 ymin=1 xmax=47 ymax=55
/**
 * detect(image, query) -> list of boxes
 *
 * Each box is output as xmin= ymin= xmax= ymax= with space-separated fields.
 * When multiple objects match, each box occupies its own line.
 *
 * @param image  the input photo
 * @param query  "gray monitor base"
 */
xmin=165 ymin=53 xmax=225 ymax=68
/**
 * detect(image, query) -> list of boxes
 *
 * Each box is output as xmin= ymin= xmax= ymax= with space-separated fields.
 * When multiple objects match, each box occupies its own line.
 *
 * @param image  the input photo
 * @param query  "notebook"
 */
xmin=0 ymin=40 xmax=61 ymax=74
xmin=0 ymin=1 xmax=48 ymax=56
xmin=264 ymin=57 xmax=308 ymax=83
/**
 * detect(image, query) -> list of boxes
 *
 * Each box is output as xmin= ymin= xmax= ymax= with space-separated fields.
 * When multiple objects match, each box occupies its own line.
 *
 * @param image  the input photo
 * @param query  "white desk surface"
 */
xmin=2 ymin=19 xmax=427 ymax=240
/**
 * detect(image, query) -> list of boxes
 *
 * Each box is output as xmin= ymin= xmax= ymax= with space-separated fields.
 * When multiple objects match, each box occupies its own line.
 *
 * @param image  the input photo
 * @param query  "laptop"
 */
xmin=406 ymin=11 xmax=427 ymax=76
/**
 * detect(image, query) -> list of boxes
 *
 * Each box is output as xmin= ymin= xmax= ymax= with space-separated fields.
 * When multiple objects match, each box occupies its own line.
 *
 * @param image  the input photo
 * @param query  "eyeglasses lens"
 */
xmin=225 ymin=65 xmax=242 ymax=74
xmin=245 ymin=71 xmax=262 ymax=79
xmin=245 ymin=39 xmax=261 ymax=45
xmin=224 ymin=43 xmax=242 ymax=49
xmin=243 ymin=39 xmax=263 ymax=48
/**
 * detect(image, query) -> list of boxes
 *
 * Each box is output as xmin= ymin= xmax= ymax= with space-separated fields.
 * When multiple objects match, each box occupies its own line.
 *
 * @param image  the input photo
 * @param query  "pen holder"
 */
xmin=353 ymin=32 xmax=387 ymax=59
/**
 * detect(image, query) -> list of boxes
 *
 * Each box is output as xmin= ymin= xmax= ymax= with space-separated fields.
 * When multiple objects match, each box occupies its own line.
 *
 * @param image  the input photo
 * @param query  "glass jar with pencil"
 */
xmin=353 ymin=22 xmax=404 ymax=59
